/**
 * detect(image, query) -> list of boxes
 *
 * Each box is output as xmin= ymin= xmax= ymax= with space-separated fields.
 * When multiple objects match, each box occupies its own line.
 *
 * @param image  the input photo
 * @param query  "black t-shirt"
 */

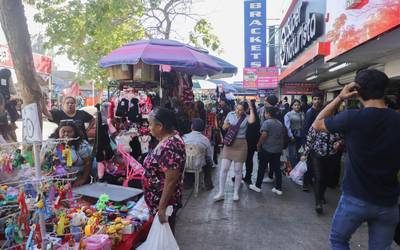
xmin=50 ymin=109 xmax=93 ymax=137
xmin=325 ymin=108 xmax=400 ymax=206
xmin=304 ymin=107 xmax=320 ymax=137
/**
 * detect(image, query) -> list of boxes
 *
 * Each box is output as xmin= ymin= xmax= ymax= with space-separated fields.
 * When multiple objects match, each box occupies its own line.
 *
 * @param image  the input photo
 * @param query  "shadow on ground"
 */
xmin=175 ymin=157 xmax=400 ymax=250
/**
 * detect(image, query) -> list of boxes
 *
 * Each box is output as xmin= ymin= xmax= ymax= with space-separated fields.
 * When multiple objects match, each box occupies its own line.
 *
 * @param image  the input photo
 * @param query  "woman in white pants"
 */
xmin=214 ymin=102 xmax=256 ymax=201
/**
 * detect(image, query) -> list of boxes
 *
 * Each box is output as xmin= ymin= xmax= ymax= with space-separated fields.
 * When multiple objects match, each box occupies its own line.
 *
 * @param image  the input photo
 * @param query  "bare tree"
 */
xmin=0 ymin=0 xmax=43 ymax=124
xmin=142 ymin=0 xmax=199 ymax=39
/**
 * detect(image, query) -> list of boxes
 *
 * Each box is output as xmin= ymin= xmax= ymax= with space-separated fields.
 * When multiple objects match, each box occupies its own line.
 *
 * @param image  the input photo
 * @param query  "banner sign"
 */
xmin=0 ymin=44 xmax=52 ymax=75
xmin=282 ymin=83 xmax=317 ymax=95
xmin=244 ymin=0 xmax=266 ymax=68
xmin=243 ymin=66 xmax=279 ymax=89
xmin=22 ymin=103 xmax=42 ymax=142
xmin=326 ymin=0 xmax=400 ymax=61
xmin=280 ymin=0 xmax=324 ymax=66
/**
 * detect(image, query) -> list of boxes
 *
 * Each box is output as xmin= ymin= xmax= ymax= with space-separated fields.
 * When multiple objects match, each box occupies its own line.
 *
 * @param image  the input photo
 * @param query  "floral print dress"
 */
xmin=142 ymin=133 xmax=186 ymax=215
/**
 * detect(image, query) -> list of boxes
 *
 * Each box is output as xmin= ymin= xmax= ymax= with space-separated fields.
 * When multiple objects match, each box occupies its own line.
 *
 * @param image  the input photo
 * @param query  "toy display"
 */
xmin=0 ymin=139 xmax=149 ymax=249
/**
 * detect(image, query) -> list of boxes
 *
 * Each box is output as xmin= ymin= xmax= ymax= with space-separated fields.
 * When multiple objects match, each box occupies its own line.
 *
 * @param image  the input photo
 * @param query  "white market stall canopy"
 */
xmin=192 ymin=80 xmax=217 ymax=90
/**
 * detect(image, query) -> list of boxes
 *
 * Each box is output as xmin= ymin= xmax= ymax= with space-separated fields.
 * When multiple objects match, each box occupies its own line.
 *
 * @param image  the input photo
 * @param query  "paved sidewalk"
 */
xmin=175 ymin=160 xmax=400 ymax=250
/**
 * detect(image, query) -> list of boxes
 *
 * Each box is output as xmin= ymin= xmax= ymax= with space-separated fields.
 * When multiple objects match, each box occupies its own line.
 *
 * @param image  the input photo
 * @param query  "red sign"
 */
xmin=243 ymin=67 xmax=279 ymax=89
xmin=0 ymin=44 xmax=52 ymax=75
xmin=346 ymin=0 xmax=369 ymax=9
xmin=326 ymin=0 xmax=400 ymax=61
xmin=282 ymin=83 xmax=318 ymax=95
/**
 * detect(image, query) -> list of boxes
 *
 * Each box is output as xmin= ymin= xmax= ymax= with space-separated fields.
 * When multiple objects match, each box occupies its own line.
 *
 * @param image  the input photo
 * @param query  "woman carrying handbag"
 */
xmin=214 ymin=101 xmax=256 ymax=201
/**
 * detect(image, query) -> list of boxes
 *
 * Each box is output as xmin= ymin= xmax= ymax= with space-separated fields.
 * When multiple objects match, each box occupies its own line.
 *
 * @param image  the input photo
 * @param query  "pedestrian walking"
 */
xmin=243 ymin=99 xmax=260 ymax=185
xmin=313 ymin=69 xmax=400 ymax=249
xmin=301 ymin=126 xmax=343 ymax=214
xmin=214 ymin=101 xmax=256 ymax=201
xmin=302 ymin=91 xmax=323 ymax=191
xmin=249 ymin=107 xmax=284 ymax=195
xmin=284 ymin=100 xmax=305 ymax=170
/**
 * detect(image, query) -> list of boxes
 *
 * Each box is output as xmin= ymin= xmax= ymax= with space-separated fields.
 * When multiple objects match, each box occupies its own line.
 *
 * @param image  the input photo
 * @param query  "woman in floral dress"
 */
xmin=142 ymin=107 xmax=186 ymax=233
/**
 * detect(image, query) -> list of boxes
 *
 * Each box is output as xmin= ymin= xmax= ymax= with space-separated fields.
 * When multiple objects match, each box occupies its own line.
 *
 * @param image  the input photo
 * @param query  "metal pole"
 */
xmin=33 ymin=143 xmax=47 ymax=249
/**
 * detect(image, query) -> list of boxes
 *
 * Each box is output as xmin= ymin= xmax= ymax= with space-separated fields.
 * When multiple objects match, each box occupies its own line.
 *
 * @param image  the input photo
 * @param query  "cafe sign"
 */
xmin=280 ymin=0 xmax=324 ymax=66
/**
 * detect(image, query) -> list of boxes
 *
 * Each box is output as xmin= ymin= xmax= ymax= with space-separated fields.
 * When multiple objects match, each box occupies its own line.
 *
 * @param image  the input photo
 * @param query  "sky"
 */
xmin=178 ymin=0 xmax=292 ymax=82
xmin=0 ymin=0 xmax=293 ymax=82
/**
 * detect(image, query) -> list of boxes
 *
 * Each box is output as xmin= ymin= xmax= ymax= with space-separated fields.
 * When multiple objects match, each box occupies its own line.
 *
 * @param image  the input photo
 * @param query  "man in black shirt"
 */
xmin=302 ymin=91 xmax=323 ymax=191
xmin=313 ymin=69 xmax=400 ymax=249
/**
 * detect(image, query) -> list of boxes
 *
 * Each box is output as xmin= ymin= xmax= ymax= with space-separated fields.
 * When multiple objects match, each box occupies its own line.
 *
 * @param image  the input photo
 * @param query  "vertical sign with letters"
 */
xmin=244 ymin=0 xmax=266 ymax=68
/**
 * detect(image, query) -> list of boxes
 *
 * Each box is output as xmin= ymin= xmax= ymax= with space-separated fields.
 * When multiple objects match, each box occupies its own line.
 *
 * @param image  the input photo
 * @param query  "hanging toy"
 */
xmin=3 ymin=154 xmax=13 ymax=174
xmin=13 ymin=224 xmax=24 ymax=244
xmin=5 ymin=219 xmax=15 ymax=247
xmin=56 ymin=144 xmax=65 ymax=162
xmin=56 ymin=213 xmax=66 ymax=236
xmin=62 ymin=145 xmax=73 ymax=168
xmin=53 ymin=156 xmax=67 ymax=176
xmin=18 ymin=189 xmax=28 ymax=216
xmin=34 ymin=223 xmax=42 ymax=248
xmin=12 ymin=149 xmax=25 ymax=169
xmin=17 ymin=190 xmax=30 ymax=235
xmin=26 ymin=224 xmax=36 ymax=250
xmin=48 ymin=184 xmax=56 ymax=205
xmin=23 ymin=150 xmax=34 ymax=167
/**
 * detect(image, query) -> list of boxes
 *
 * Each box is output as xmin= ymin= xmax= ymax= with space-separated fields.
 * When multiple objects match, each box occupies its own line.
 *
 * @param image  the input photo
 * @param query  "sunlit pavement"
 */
xmin=175 ymin=154 xmax=395 ymax=250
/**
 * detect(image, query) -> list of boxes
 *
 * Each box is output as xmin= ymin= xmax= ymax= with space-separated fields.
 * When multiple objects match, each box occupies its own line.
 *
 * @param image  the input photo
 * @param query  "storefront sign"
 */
xmin=244 ymin=0 xmax=266 ymax=68
xmin=282 ymin=83 xmax=317 ymax=95
xmin=326 ymin=0 xmax=400 ymax=61
xmin=346 ymin=0 xmax=369 ymax=9
xmin=243 ymin=66 xmax=279 ymax=89
xmin=0 ymin=44 xmax=52 ymax=75
xmin=257 ymin=88 xmax=276 ymax=97
xmin=280 ymin=0 xmax=324 ymax=66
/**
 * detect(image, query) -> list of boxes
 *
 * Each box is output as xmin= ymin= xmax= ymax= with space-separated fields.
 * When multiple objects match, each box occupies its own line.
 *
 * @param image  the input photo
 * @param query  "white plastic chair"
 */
xmin=184 ymin=144 xmax=206 ymax=197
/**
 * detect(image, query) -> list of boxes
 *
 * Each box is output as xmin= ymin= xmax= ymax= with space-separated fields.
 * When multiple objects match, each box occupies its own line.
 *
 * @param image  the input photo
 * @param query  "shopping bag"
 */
xmin=137 ymin=206 xmax=179 ymax=250
xmin=289 ymin=160 xmax=308 ymax=186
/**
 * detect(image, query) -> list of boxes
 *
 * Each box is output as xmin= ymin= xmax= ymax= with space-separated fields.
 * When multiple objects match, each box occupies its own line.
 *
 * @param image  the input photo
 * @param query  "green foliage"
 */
xmin=34 ymin=0 xmax=145 ymax=88
xmin=34 ymin=0 xmax=221 ymax=89
xmin=189 ymin=19 xmax=222 ymax=54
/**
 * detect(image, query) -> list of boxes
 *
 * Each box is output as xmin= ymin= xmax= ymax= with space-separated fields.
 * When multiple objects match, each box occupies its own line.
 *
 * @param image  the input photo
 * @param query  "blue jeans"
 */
xmin=330 ymin=194 xmax=398 ymax=250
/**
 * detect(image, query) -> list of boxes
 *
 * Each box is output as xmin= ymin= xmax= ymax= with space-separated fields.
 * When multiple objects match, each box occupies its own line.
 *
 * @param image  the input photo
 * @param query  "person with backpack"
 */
xmin=249 ymin=107 xmax=285 ymax=195
xmin=313 ymin=69 xmax=400 ymax=249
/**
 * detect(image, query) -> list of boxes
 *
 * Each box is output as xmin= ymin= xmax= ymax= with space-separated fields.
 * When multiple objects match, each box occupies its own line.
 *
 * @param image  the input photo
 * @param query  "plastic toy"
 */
xmin=95 ymin=194 xmax=109 ymax=211
xmin=12 ymin=149 xmax=25 ymax=168
xmin=62 ymin=145 xmax=73 ymax=168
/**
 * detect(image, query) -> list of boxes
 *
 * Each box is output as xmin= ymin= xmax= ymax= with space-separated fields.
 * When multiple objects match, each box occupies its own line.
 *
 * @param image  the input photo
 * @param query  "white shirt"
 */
xmin=183 ymin=131 xmax=213 ymax=164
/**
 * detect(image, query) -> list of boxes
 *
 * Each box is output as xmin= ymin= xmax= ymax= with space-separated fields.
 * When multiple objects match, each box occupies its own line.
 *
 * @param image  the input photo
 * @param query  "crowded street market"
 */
xmin=1 ymin=0 xmax=400 ymax=249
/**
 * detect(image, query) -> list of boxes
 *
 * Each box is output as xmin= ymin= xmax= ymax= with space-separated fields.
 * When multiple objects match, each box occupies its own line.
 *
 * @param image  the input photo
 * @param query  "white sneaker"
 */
xmin=263 ymin=177 xmax=274 ymax=183
xmin=249 ymin=184 xmax=261 ymax=193
xmin=233 ymin=193 xmax=240 ymax=201
xmin=272 ymin=188 xmax=283 ymax=196
xmin=213 ymin=193 xmax=224 ymax=201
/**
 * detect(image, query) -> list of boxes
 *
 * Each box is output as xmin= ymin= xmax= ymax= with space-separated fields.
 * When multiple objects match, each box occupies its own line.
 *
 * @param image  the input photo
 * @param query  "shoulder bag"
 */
xmin=223 ymin=115 xmax=246 ymax=146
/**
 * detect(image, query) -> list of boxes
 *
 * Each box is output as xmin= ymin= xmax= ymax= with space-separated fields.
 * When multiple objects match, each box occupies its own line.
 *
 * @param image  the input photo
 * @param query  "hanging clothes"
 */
xmin=95 ymin=110 xmax=114 ymax=162
xmin=115 ymin=98 xmax=129 ymax=117
xmin=128 ymin=98 xmax=142 ymax=123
